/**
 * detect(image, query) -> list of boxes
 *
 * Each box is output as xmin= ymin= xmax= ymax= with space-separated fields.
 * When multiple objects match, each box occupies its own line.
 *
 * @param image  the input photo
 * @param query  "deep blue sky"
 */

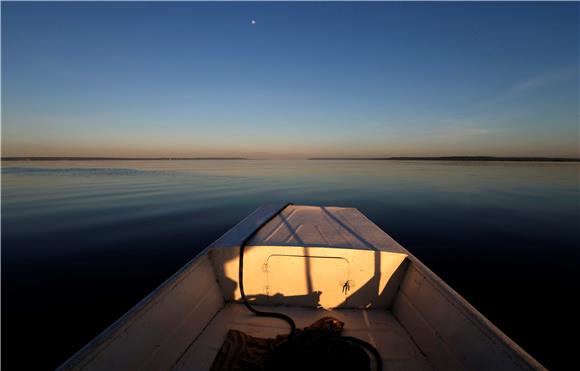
xmin=2 ymin=2 xmax=578 ymax=158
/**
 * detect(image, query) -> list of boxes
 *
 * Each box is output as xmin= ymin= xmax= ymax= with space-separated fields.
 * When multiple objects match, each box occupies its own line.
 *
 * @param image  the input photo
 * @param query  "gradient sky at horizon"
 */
xmin=2 ymin=2 xmax=579 ymax=158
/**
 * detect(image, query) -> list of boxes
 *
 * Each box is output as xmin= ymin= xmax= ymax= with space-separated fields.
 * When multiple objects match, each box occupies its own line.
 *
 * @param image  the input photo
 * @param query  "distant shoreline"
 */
xmin=0 ymin=157 xmax=247 ymax=161
xmin=1 ymin=156 xmax=579 ymax=162
xmin=309 ymin=156 xmax=580 ymax=162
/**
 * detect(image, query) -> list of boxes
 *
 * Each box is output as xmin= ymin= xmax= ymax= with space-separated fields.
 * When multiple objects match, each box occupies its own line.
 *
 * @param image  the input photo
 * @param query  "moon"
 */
xmin=251 ymin=19 xmax=256 ymax=25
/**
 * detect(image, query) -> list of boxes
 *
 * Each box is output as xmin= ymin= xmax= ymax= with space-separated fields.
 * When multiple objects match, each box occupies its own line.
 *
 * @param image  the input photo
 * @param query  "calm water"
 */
xmin=2 ymin=160 xmax=578 ymax=370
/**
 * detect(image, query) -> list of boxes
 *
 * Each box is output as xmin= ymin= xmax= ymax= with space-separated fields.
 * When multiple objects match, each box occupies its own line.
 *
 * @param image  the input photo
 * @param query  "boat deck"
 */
xmin=173 ymin=303 xmax=433 ymax=371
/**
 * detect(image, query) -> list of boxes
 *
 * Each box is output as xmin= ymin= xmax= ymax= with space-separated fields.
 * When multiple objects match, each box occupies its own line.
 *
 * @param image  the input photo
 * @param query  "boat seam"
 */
xmin=170 ymin=301 xmax=226 ymax=370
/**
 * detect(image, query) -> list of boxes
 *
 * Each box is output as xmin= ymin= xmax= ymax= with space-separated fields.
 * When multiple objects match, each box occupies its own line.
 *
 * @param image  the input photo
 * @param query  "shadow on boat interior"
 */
xmin=212 ymin=207 xmax=409 ymax=310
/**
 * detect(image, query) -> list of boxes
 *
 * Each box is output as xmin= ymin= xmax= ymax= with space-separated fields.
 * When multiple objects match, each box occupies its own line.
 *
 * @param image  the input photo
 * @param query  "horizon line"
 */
xmin=309 ymin=156 xmax=580 ymax=162
xmin=2 ymin=156 xmax=579 ymax=162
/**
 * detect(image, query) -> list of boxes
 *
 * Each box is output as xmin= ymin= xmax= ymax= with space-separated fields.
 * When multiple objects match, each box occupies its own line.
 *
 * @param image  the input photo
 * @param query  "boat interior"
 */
xmin=59 ymin=205 xmax=543 ymax=371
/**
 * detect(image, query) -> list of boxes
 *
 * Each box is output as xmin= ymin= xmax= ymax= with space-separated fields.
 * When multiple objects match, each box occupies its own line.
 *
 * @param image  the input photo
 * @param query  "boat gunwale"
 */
xmin=354 ymin=211 xmax=545 ymax=370
xmin=56 ymin=203 xmax=289 ymax=371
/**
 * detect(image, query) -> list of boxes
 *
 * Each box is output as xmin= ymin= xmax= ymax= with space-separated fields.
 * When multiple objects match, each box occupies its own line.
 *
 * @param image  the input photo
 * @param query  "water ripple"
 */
xmin=1 ymin=167 xmax=183 ymax=177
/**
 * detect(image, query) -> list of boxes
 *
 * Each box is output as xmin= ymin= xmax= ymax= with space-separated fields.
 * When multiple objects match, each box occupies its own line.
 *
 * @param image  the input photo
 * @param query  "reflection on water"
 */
xmin=2 ymin=160 xmax=578 ymax=369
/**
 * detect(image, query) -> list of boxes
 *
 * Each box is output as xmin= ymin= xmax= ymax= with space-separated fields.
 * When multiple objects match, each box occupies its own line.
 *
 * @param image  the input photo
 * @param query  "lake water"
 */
xmin=2 ymin=160 xmax=578 ymax=370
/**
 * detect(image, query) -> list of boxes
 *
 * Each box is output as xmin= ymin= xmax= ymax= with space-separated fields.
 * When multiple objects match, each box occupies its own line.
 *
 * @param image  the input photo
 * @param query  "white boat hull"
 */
xmin=59 ymin=204 xmax=545 ymax=371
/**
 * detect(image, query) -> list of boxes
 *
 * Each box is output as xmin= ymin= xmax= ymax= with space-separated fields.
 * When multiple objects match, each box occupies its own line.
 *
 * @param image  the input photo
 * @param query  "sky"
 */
xmin=1 ymin=2 xmax=579 ymax=158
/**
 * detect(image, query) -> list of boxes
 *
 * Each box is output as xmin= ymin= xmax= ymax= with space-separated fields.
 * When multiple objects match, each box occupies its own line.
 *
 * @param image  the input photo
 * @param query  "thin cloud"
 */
xmin=511 ymin=68 xmax=578 ymax=93
xmin=456 ymin=67 xmax=578 ymax=115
